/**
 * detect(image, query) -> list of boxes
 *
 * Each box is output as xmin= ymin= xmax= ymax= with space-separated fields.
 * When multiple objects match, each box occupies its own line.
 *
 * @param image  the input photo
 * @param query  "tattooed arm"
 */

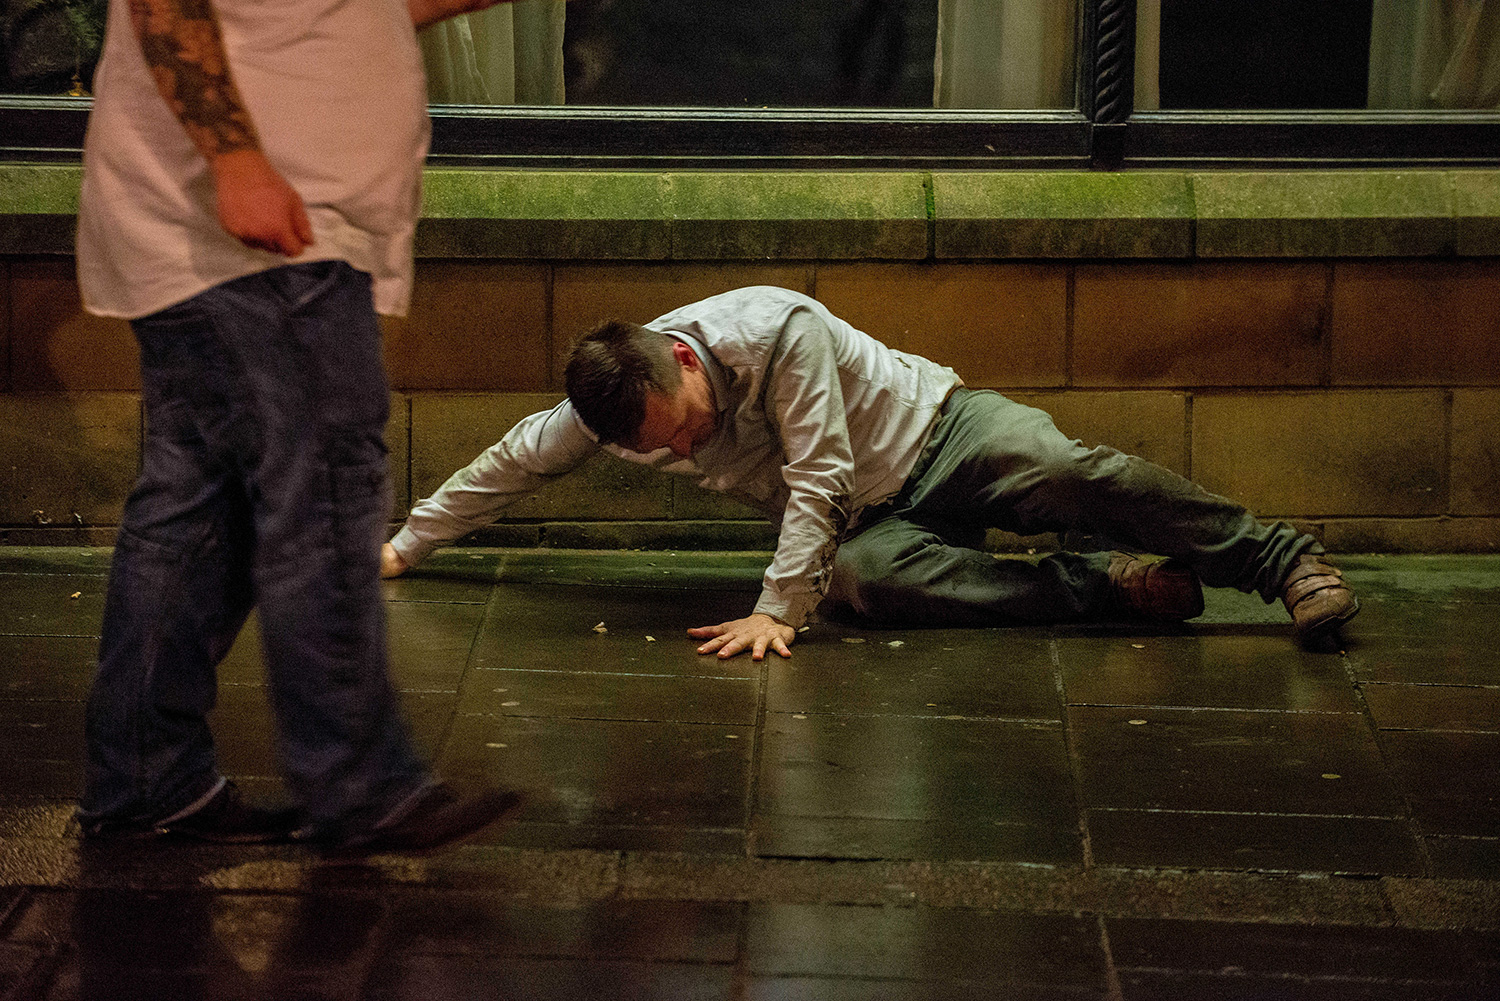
xmin=127 ymin=0 xmax=313 ymax=256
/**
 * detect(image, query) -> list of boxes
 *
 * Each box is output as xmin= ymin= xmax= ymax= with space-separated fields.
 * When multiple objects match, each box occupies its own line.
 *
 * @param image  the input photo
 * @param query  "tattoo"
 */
xmin=128 ymin=0 xmax=258 ymax=157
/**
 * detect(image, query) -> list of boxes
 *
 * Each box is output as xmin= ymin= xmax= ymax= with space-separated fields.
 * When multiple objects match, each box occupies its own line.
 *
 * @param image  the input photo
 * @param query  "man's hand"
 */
xmin=409 ymin=0 xmax=518 ymax=31
xmin=688 ymin=613 xmax=796 ymax=661
xmin=209 ymin=149 xmax=313 ymax=257
xmin=380 ymin=542 xmax=410 ymax=579
xmin=127 ymin=0 xmax=310 ymax=254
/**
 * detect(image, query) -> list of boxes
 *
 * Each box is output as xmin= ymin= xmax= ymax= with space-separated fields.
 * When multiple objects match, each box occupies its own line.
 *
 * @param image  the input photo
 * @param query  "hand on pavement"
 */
xmin=380 ymin=543 xmax=409 ymax=579
xmin=687 ymin=613 xmax=795 ymax=661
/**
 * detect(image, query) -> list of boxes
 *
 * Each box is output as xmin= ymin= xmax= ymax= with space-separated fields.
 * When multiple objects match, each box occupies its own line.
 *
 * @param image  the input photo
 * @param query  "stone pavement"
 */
xmin=1 ymin=546 xmax=1497 ymax=1000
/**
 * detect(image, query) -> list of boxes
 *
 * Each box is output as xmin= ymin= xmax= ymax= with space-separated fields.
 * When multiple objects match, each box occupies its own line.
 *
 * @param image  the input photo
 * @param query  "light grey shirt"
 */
xmin=391 ymin=287 xmax=962 ymax=627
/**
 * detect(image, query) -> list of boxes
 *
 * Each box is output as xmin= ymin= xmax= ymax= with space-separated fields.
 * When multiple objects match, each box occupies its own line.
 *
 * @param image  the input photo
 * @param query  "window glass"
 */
xmin=2 ymin=0 xmax=105 ymax=95
xmin=0 ymin=0 xmax=1079 ymax=110
xmin=424 ymin=0 xmax=1078 ymax=109
xmin=1135 ymin=0 xmax=1500 ymax=111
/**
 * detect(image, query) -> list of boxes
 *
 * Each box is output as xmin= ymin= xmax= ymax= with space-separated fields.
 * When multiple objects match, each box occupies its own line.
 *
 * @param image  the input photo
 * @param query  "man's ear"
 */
xmin=671 ymin=340 xmax=698 ymax=371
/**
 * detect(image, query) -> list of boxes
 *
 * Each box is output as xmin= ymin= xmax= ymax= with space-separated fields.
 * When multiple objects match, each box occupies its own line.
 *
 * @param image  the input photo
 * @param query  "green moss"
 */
xmin=418 ymin=171 xmax=671 ymax=258
xmin=1454 ymin=170 xmax=1500 ymax=214
xmin=665 ymin=172 xmax=926 ymax=221
xmin=933 ymin=171 xmax=1193 ymax=258
xmin=935 ymin=171 xmax=1193 ymax=220
xmin=0 ymin=164 xmax=82 ymax=213
xmin=1194 ymin=171 xmax=1453 ymax=221
xmin=1454 ymin=170 xmax=1500 ymax=256
xmin=2 ymin=164 xmax=1496 ymax=261
xmin=422 ymin=170 xmax=667 ymax=220
xmin=665 ymin=173 xmax=928 ymax=259
xmin=1194 ymin=171 xmax=1457 ymax=257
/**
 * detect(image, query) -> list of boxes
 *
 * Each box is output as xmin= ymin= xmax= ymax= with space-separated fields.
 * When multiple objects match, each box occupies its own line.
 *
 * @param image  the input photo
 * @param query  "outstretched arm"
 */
xmin=689 ymin=307 xmax=856 ymax=659
xmin=380 ymin=543 xmax=410 ymax=579
xmin=388 ymin=402 xmax=601 ymax=572
xmin=126 ymin=0 xmax=312 ymax=256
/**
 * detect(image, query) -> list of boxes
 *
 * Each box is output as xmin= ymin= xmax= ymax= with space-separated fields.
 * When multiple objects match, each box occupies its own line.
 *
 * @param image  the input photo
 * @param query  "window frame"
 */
xmin=2 ymin=0 xmax=1498 ymax=170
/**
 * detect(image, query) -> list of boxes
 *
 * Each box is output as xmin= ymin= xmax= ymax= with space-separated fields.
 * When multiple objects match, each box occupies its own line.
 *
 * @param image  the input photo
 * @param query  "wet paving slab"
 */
xmin=1109 ymin=917 xmax=1500 ymax=1000
xmin=0 ymin=547 xmax=1497 ymax=999
xmin=757 ymin=711 xmax=1078 ymax=864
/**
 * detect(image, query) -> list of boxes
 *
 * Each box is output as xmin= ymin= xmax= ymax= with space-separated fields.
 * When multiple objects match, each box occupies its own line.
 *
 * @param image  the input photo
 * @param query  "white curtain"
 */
xmin=933 ymin=0 xmax=1078 ymax=108
xmin=419 ymin=0 xmax=567 ymax=105
xmin=1369 ymin=0 xmax=1500 ymax=108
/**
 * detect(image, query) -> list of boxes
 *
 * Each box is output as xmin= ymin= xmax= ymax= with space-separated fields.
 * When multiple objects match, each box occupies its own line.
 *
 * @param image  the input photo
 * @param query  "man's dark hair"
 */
xmin=564 ymin=320 xmax=684 ymax=445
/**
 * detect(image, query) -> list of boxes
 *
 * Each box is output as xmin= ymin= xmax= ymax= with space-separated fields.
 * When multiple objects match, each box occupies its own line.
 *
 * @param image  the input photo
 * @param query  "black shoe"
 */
xmin=323 ymin=783 xmax=524 ymax=858
xmin=83 ymin=780 xmax=300 ymax=844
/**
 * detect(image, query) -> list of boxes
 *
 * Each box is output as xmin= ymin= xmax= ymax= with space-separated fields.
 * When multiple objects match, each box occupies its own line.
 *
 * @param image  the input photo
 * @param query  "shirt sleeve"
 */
xmin=751 ymin=307 xmax=857 ymax=628
xmin=389 ymin=401 xmax=599 ymax=567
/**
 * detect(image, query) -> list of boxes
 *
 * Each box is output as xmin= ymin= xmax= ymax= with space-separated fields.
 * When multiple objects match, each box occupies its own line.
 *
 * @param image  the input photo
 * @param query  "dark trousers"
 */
xmin=79 ymin=261 xmax=427 ymax=835
xmin=827 ymin=388 xmax=1316 ymax=626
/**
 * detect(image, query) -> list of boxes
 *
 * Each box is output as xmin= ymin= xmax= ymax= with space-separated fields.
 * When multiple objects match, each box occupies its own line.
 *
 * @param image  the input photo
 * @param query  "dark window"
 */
xmin=2 ymin=0 xmax=1497 ymax=169
xmin=1157 ymin=0 xmax=1375 ymax=110
xmin=562 ymin=0 xmax=941 ymax=108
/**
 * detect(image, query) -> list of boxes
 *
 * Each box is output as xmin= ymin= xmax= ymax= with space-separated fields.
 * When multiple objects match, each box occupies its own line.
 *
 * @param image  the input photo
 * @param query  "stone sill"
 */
xmin=3 ymin=164 xmax=1498 ymax=259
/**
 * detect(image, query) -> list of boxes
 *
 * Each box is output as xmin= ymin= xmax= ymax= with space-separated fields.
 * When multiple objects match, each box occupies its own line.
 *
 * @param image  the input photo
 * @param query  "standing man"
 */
xmin=383 ymin=287 xmax=1359 ymax=658
xmin=75 ymin=0 xmax=522 ymax=852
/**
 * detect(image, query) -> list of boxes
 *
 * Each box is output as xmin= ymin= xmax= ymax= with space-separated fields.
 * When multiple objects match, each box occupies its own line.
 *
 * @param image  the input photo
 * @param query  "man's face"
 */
xmin=629 ymin=345 xmax=717 ymax=458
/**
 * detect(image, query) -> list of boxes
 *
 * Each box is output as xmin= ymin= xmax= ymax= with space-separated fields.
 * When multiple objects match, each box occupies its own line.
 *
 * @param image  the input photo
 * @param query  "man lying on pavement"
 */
xmin=383 ymin=286 xmax=1359 ymax=659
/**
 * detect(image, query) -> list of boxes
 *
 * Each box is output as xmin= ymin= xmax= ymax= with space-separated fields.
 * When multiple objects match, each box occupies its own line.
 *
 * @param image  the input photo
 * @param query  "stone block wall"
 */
xmin=2 ymin=167 xmax=1498 ymax=552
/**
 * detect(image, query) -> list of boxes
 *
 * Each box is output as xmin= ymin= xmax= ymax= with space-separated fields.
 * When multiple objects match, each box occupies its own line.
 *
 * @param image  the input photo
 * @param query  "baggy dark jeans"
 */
xmin=827 ymin=388 xmax=1318 ymax=626
xmin=79 ymin=261 xmax=428 ymax=835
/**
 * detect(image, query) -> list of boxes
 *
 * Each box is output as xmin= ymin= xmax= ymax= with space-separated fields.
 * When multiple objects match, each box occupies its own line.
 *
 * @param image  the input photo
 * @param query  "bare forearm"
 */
xmin=127 ymin=0 xmax=259 ymax=162
xmin=127 ymin=0 xmax=312 ymax=254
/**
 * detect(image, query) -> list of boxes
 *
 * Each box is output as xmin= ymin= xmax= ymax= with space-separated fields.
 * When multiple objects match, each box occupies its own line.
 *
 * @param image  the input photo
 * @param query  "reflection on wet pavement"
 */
xmin=1 ymin=548 xmax=1497 ymax=998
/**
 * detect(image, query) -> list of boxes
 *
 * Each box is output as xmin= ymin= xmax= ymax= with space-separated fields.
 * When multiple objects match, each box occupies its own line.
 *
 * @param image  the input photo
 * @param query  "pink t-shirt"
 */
xmin=77 ymin=0 xmax=429 ymax=319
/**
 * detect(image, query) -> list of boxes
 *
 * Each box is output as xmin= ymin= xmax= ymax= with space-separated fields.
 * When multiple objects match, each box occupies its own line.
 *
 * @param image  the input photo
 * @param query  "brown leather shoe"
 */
xmin=1281 ymin=553 xmax=1360 ymax=648
xmin=1107 ymin=552 xmax=1204 ymax=621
